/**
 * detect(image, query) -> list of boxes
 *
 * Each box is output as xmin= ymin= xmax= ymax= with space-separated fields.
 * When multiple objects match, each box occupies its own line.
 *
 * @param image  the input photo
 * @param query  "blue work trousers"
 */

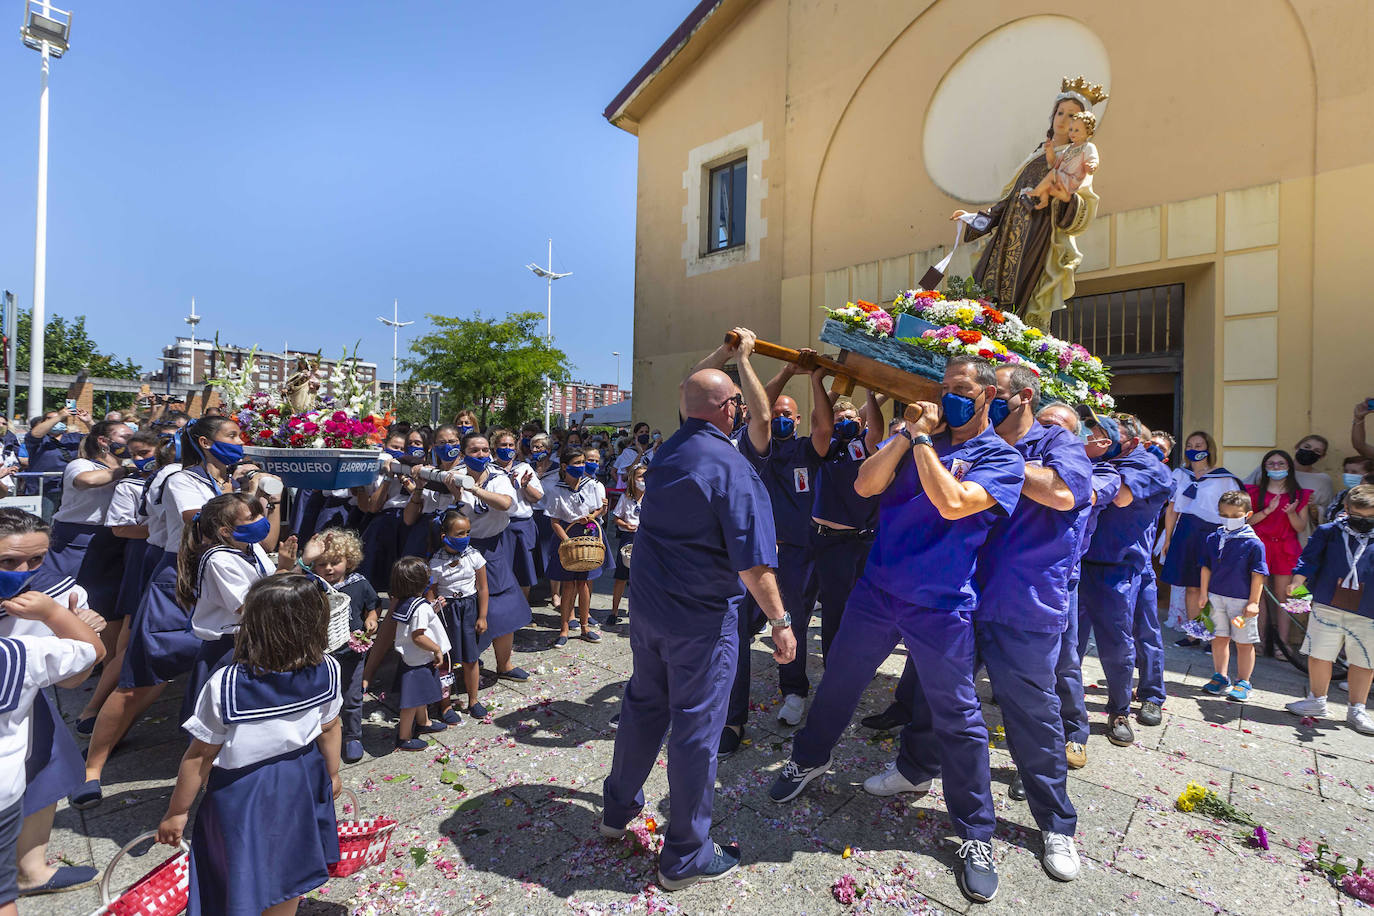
xmin=810 ymin=531 xmax=872 ymax=661
xmin=1057 ymin=588 xmax=1090 ymax=745
xmin=1078 ymin=562 xmax=1140 ymax=717
xmin=727 ymin=542 xmax=817 ymax=728
xmin=1133 ymin=571 xmax=1167 ymax=706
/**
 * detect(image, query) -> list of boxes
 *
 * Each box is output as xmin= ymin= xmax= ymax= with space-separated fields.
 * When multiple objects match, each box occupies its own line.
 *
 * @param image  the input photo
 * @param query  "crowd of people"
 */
xmin=0 ymin=371 xmax=1371 ymax=912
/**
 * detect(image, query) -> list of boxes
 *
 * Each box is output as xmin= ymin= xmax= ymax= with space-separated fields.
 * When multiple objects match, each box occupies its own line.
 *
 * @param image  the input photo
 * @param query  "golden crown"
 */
xmin=1060 ymin=75 xmax=1109 ymax=106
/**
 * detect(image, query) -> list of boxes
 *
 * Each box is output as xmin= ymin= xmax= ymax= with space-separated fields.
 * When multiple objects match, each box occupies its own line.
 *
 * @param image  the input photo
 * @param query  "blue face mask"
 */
xmin=1145 ymin=444 xmax=1167 ymax=462
xmin=407 ymin=445 xmax=426 ymax=459
xmin=434 ymin=443 xmax=462 ymax=463
xmin=1185 ymin=449 xmax=1209 ymax=463
xmin=1267 ymin=468 xmax=1289 ymax=480
xmin=133 ymin=455 xmax=157 ymax=472
xmin=208 ymin=440 xmax=244 ymax=465
xmin=463 ymin=454 xmax=491 ymax=473
xmin=565 ymin=464 xmax=587 ymax=479
xmin=531 ymin=451 xmax=548 ymax=463
xmin=940 ymin=391 xmax=981 ymax=429
xmin=520 ymin=437 xmax=531 ymax=450
xmin=834 ymin=418 xmax=861 ymax=440
xmin=771 ymin=416 xmax=795 ymax=439
xmin=384 ymin=447 xmax=406 ymax=459
xmin=110 ymin=441 xmax=129 ymax=458
xmin=1076 ymin=424 xmax=1090 ymax=443
xmin=1345 ymin=473 xmax=1367 ymax=488
xmin=987 ymin=397 xmax=1012 ymax=429
xmin=442 ymin=535 xmax=470 ymax=552
xmin=584 ymin=461 xmax=600 ymax=477
xmin=495 ymin=447 xmax=516 ymax=462
xmin=637 ymin=433 xmax=651 ymax=446
xmin=0 ymin=564 xmax=39 ymax=599
xmin=457 ymin=425 xmax=475 ymax=437
xmin=49 ymin=422 xmax=66 ymax=435
xmin=232 ymin=516 xmax=271 ymax=545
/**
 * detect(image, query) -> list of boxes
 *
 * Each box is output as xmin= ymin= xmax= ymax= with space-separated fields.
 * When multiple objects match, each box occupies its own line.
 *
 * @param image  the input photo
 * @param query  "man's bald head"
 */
xmin=772 ymin=396 xmax=799 ymax=420
xmin=1037 ymin=403 xmax=1080 ymax=435
xmin=683 ymin=369 xmax=736 ymax=424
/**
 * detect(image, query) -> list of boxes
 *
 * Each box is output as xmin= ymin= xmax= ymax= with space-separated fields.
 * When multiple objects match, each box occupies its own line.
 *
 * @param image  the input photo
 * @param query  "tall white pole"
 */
xmin=27 ymin=40 xmax=50 ymax=418
xmin=544 ymin=238 xmax=552 ymax=433
xmin=391 ymin=298 xmax=399 ymax=406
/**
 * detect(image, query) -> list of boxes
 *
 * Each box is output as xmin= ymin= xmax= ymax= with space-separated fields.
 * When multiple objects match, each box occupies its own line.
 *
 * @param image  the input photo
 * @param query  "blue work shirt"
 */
xmin=975 ymin=423 xmax=1093 ymax=633
xmin=23 ymin=431 xmax=82 ymax=475
xmin=740 ymin=433 xmax=824 ymax=546
xmin=865 ymin=424 xmax=1024 ymax=612
xmin=1070 ymin=462 xmax=1123 ymax=585
xmin=1082 ymin=447 xmax=1172 ymax=568
xmin=812 ymin=434 xmax=879 ymax=529
xmin=1294 ymin=521 xmax=1374 ymax=618
xmin=1201 ymin=526 xmax=1268 ymax=600
xmin=635 ymin=419 xmax=778 ymax=636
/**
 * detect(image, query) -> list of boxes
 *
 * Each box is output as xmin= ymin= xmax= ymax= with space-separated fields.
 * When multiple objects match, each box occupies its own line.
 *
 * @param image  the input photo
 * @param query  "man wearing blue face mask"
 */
xmin=1078 ymin=412 xmax=1173 ymax=746
xmin=24 ymin=408 xmax=88 ymax=512
xmin=769 ymin=356 xmax=1024 ymax=904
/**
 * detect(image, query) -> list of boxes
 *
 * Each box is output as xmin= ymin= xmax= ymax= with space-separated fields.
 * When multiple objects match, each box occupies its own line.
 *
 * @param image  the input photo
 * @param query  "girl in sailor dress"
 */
xmin=452 ymin=433 xmax=533 ymax=684
xmin=0 ymin=508 xmax=106 ymax=896
xmin=180 ymin=493 xmax=295 ymax=725
xmin=401 ymin=425 xmax=467 ymax=560
xmin=76 ymin=416 xmax=283 ymax=809
xmin=158 ymin=576 xmax=344 ymax=916
xmin=387 ymin=557 xmax=451 ymax=750
xmin=429 ymin=511 xmax=488 ymax=721
xmin=490 ymin=427 xmax=543 ymax=602
xmin=529 ymin=434 xmax=563 ymax=607
xmin=354 ymin=429 xmax=416 ymax=591
xmin=1160 ymin=432 xmax=1244 ymax=634
xmin=607 ymin=462 xmax=645 ymax=627
xmin=45 ymin=420 xmax=135 ymax=624
xmin=70 ymin=429 xmax=163 ymax=735
xmin=545 ymin=448 xmax=607 ymax=645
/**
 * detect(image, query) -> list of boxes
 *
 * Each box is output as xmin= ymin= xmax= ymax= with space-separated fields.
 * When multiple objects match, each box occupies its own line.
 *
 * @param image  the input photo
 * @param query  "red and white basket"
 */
xmin=329 ymin=787 xmax=398 ymax=878
xmin=87 ymin=831 xmax=190 ymax=916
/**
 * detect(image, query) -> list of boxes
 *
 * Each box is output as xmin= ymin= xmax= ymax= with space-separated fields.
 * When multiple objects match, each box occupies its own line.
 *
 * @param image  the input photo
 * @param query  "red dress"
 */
xmin=1245 ymin=485 xmax=1312 ymax=575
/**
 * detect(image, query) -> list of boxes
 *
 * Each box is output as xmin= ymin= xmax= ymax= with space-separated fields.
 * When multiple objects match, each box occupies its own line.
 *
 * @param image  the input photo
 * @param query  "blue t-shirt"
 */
xmin=23 ymin=431 xmax=82 ymax=475
xmin=1070 ymin=462 xmax=1123 ymax=585
xmin=740 ymin=433 xmax=824 ymax=546
xmin=864 ymin=425 xmax=1024 ymax=612
xmin=1201 ymin=527 xmax=1268 ymax=600
xmin=1083 ymin=448 xmax=1173 ymax=568
xmin=975 ymin=423 xmax=1093 ymax=633
xmin=635 ymin=419 xmax=777 ymax=635
xmin=1294 ymin=521 xmax=1374 ymax=618
xmin=812 ymin=434 xmax=879 ymax=530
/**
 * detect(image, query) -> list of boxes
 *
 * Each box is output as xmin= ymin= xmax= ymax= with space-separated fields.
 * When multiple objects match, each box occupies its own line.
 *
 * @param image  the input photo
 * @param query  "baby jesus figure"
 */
xmin=1021 ymin=110 xmax=1099 ymax=210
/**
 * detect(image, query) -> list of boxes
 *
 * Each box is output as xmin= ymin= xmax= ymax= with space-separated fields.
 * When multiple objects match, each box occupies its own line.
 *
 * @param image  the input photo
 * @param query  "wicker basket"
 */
xmin=558 ymin=519 xmax=605 ymax=573
xmin=323 ymin=589 xmax=353 ymax=654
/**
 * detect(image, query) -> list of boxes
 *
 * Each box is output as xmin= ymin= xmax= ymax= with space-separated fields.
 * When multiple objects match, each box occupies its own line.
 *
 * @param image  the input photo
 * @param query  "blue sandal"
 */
xmin=17 ymin=865 xmax=99 ymax=896
xmin=1227 ymin=679 xmax=1252 ymax=702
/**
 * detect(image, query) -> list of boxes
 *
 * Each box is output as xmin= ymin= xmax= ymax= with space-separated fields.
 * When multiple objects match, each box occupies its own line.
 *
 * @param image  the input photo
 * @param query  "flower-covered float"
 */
xmin=819 ymin=277 xmax=1114 ymax=410
xmin=208 ymin=344 xmax=392 ymax=489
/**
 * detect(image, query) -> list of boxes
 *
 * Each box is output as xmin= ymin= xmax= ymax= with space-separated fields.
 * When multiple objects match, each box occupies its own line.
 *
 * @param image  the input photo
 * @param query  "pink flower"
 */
xmin=832 ymin=873 xmax=860 ymax=905
xmin=332 ymin=411 xmax=347 ymax=422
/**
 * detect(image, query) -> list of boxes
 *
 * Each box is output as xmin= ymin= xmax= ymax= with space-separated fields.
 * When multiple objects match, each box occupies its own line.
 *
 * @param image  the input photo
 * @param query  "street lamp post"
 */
xmin=525 ymin=239 xmax=571 ymax=433
xmin=612 ymin=351 xmax=620 ymax=393
xmin=21 ymin=1 xmax=71 ymax=418
xmin=377 ymin=298 xmax=413 ymax=409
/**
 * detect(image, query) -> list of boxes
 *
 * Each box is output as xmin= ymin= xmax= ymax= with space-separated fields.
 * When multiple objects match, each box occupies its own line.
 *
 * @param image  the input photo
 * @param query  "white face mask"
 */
xmin=1221 ymin=516 xmax=1247 ymax=531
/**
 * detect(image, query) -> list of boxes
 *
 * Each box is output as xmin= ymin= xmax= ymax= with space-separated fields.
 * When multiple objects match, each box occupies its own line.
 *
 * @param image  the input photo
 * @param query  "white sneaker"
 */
xmin=1285 ymin=694 xmax=1329 ymax=718
xmin=1041 ymin=831 xmax=1080 ymax=881
xmin=777 ymin=694 xmax=805 ymax=726
xmin=1339 ymin=680 xmax=1350 ymax=693
xmin=1348 ymin=706 xmax=1374 ymax=735
xmin=862 ymin=763 xmax=932 ymax=798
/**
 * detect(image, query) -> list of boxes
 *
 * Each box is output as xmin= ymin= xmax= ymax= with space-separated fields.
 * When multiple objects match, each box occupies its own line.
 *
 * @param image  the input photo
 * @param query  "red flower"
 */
xmin=289 ymin=433 xmax=305 ymax=446
xmin=956 ymin=329 xmax=983 ymax=345
xmin=257 ymin=429 xmax=272 ymax=439
xmin=977 ymin=348 xmax=995 ymax=359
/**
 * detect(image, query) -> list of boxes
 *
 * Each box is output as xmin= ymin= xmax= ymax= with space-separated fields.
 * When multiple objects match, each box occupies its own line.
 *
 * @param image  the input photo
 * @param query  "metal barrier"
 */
xmin=0 ymin=471 xmax=65 ymax=521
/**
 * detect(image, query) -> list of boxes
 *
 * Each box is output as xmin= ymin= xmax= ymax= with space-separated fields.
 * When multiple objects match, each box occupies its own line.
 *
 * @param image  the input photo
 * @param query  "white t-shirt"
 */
xmin=613 ymin=448 xmax=648 ymax=490
xmin=370 ymin=473 xmax=410 ymax=511
xmin=394 ymin=599 xmax=451 ymax=666
xmin=53 ymin=458 xmax=120 ymax=525
xmin=163 ymin=467 xmax=228 ymax=554
xmin=144 ymin=464 xmax=183 ymax=550
xmin=105 ymin=475 xmax=150 ymax=528
xmin=190 ymin=545 xmax=273 ymax=640
xmin=0 ymin=635 xmax=97 ymax=809
xmin=460 ymin=472 xmax=515 ymax=540
xmin=428 ymin=548 xmax=486 ymax=598
xmin=613 ymin=493 xmax=642 ymax=529
xmin=182 ymin=655 xmax=343 ymax=771
xmin=545 ymin=478 xmax=605 ymax=525
xmin=495 ymin=461 xmax=541 ymax=520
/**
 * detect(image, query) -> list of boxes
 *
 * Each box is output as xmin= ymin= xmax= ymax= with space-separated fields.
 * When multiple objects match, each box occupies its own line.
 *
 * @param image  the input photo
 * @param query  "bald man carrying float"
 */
xmin=599 ymin=337 xmax=796 ymax=891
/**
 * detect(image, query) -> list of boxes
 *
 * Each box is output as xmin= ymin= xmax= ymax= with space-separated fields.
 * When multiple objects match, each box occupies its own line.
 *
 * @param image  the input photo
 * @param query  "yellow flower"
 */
xmin=842 ymin=846 xmax=852 ymax=859
xmin=1025 ymin=328 xmax=1044 ymax=339
xmin=1177 ymin=798 xmax=1195 ymax=812
xmin=955 ymin=307 xmax=976 ymax=324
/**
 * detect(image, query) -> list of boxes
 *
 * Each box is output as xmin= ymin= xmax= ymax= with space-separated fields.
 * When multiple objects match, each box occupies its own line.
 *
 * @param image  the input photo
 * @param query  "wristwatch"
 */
xmin=768 ymin=612 xmax=793 ymax=629
xmin=911 ymin=433 xmax=935 ymax=449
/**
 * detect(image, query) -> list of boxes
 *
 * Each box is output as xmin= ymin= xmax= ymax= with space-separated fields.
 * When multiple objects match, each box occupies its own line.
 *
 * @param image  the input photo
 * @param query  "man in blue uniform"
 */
xmin=1078 ymin=413 xmax=1172 ymax=745
xmin=1038 ymin=405 xmax=1125 ymax=772
xmin=601 ymin=354 xmax=796 ymax=892
xmin=768 ymin=355 xmax=1024 ymax=904
xmin=23 ymin=407 xmax=87 ymax=512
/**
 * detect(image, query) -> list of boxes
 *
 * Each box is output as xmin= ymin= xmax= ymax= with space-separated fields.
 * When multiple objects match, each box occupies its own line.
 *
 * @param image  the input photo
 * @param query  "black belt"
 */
xmin=812 ymin=523 xmax=875 ymax=540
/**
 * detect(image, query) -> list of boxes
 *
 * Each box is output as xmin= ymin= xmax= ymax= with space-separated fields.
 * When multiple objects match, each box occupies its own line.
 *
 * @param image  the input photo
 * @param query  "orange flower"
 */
xmin=956 ymin=329 xmax=983 ymax=345
xmin=913 ymin=289 xmax=943 ymax=300
xmin=983 ymin=307 xmax=1006 ymax=324
xmin=644 ymin=817 xmax=658 ymax=833
xmin=854 ymin=300 xmax=880 ymax=313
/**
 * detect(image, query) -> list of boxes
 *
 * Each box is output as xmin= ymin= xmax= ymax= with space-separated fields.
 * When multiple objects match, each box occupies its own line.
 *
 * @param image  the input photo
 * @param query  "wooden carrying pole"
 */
xmin=723 ymin=331 xmax=941 ymax=409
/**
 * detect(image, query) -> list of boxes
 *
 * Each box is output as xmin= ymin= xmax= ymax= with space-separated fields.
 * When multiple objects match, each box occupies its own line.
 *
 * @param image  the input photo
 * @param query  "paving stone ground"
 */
xmin=25 ymin=583 xmax=1374 ymax=915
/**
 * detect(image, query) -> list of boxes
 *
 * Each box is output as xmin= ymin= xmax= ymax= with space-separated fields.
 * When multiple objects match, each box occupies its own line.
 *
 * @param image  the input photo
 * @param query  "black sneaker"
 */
xmin=768 ymin=756 xmax=832 ymax=803
xmin=1174 ymin=636 xmax=1202 ymax=648
xmin=860 ymin=707 xmax=911 ymax=731
xmin=718 ymin=726 xmax=743 ymax=759
xmin=606 ymin=613 xmax=620 ymax=627
xmin=1107 ymin=714 xmax=1135 ymax=746
xmin=1007 ymin=769 xmax=1026 ymax=801
xmin=657 ymin=842 xmax=741 ymax=891
xmin=608 ymin=712 xmax=620 ymax=730
xmin=956 ymin=839 xmax=999 ymax=903
xmin=1137 ymin=701 xmax=1163 ymax=727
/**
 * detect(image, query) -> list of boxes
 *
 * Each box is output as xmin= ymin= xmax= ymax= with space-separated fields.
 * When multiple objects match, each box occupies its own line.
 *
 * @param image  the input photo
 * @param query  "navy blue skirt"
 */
xmin=507 ymin=516 xmax=538 ymax=587
xmin=440 ymin=594 xmax=480 ymax=664
xmin=112 ymin=538 xmax=151 ymax=619
xmin=120 ymin=552 xmax=201 ymax=688
xmin=48 ymin=521 xmax=126 ymax=619
xmin=187 ymin=743 xmax=338 ymax=916
xmin=296 ymin=491 xmax=358 ymax=545
xmin=394 ymin=659 xmax=441 ymax=708
xmin=614 ymin=529 xmax=635 ymax=581
xmin=360 ymin=507 xmax=411 ymax=592
xmin=182 ymin=635 xmax=237 ymax=726
xmin=288 ymin=488 xmax=315 ymax=540
xmin=472 ymin=529 xmax=534 ymax=648
xmin=23 ymin=690 xmax=84 ymax=816
xmin=1161 ymin=512 xmax=1209 ymax=588
xmin=543 ymin=521 xmax=603 ymax=582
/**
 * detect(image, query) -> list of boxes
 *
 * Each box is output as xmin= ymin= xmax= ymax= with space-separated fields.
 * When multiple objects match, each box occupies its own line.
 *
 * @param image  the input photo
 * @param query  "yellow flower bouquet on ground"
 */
xmin=1176 ymin=781 xmax=1260 ymax=826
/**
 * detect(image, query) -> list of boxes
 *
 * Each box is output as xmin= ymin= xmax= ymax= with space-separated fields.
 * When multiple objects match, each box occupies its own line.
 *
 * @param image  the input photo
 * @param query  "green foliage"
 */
xmin=11 ymin=308 xmax=142 ymax=417
xmin=942 ymin=275 xmax=994 ymax=303
xmin=402 ymin=311 xmax=569 ymax=431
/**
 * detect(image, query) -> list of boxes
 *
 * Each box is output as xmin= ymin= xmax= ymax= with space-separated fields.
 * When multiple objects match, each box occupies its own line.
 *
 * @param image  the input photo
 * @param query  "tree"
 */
xmin=11 ymin=309 xmax=143 ymax=417
xmin=402 ymin=311 xmax=569 ymax=430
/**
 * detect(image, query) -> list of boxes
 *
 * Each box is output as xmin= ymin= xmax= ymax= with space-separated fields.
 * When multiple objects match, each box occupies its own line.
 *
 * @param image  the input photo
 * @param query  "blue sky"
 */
xmin=0 ymin=1 xmax=690 ymax=390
